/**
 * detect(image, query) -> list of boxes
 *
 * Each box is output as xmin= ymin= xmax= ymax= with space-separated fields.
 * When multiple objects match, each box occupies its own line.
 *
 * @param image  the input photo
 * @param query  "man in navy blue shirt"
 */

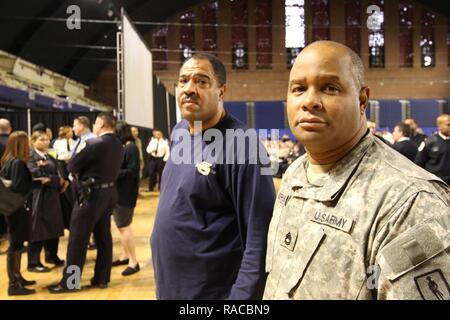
xmin=150 ymin=53 xmax=276 ymax=300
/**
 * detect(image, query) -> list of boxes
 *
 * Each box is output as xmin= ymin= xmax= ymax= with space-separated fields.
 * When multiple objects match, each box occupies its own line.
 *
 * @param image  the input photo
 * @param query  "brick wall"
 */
xmin=87 ymin=0 xmax=450 ymax=106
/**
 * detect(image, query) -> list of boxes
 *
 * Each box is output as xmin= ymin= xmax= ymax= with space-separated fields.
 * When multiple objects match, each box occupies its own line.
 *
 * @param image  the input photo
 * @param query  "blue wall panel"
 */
xmin=224 ymin=101 xmax=247 ymax=124
xmin=410 ymin=99 xmax=439 ymax=127
xmin=254 ymin=101 xmax=284 ymax=129
xmin=379 ymin=100 xmax=401 ymax=128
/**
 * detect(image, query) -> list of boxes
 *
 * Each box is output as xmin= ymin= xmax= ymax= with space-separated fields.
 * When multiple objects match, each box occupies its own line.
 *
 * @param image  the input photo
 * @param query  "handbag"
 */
xmin=0 ymin=159 xmax=28 ymax=216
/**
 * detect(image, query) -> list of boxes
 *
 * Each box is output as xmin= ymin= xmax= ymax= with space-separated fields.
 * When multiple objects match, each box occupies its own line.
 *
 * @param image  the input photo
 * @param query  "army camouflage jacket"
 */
xmin=264 ymin=133 xmax=450 ymax=300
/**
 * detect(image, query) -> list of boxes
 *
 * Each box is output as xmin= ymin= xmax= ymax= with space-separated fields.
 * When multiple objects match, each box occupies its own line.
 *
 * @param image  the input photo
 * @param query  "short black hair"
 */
xmin=187 ymin=53 xmax=226 ymax=87
xmin=116 ymin=121 xmax=134 ymax=144
xmin=32 ymin=122 xmax=46 ymax=133
xmin=395 ymin=122 xmax=412 ymax=137
xmin=97 ymin=113 xmax=117 ymax=130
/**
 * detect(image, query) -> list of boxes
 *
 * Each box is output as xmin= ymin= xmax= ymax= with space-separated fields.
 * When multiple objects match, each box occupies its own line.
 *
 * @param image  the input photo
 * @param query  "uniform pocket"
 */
xmin=279 ymin=222 xmax=326 ymax=296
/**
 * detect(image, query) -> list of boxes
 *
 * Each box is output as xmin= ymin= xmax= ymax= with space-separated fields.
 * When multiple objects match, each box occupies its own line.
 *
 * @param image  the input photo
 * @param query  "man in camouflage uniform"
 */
xmin=263 ymin=41 xmax=450 ymax=300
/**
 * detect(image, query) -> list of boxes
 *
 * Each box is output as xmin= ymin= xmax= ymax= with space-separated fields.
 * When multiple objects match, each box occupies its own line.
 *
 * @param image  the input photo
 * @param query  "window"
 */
xmin=399 ymin=1 xmax=413 ymax=67
xmin=345 ymin=0 xmax=362 ymax=55
xmin=311 ymin=0 xmax=330 ymax=42
xmin=179 ymin=11 xmax=195 ymax=63
xmin=368 ymin=0 xmax=385 ymax=68
xmin=231 ymin=0 xmax=248 ymax=69
xmin=448 ymin=22 xmax=450 ymax=67
xmin=420 ymin=9 xmax=435 ymax=68
xmin=285 ymin=0 xmax=305 ymax=69
xmin=255 ymin=0 xmax=272 ymax=69
xmin=201 ymin=1 xmax=218 ymax=53
xmin=152 ymin=26 xmax=168 ymax=71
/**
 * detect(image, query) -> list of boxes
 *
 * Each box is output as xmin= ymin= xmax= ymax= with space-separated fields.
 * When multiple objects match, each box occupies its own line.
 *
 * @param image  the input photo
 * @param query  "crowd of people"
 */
xmin=0 ymin=42 xmax=449 ymax=300
xmin=0 ymin=115 xmax=171 ymax=295
xmin=367 ymin=115 xmax=450 ymax=185
xmin=261 ymin=113 xmax=449 ymax=186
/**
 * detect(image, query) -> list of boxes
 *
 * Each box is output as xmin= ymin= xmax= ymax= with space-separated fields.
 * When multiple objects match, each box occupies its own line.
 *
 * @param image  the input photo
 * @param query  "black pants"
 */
xmin=0 ymin=215 xmax=7 ymax=236
xmin=27 ymin=238 xmax=60 ymax=267
xmin=148 ymin=157 xmax=165 ymax=191
xmin=5 ymin=207 xmax=30 ymax=253
xmin=60 ymin=188 xmax=117 ymax=287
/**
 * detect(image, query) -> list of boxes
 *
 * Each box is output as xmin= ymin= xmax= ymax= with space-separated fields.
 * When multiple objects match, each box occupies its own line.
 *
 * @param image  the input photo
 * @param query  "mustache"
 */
xmin=181 ymin=95 xmax=199 ymax=104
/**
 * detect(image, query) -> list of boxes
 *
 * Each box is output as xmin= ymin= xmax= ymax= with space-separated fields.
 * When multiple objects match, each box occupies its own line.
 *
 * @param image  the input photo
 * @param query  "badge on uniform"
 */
xmin=414 ymin=269 xmax=450 ymax=300
xmin=279 ymin=227 xmax=298 ymax=252
xmin=431 ymin=146 xmax=440 ymax=153
xmin=196 ymin=161 xmax=215 ymax=176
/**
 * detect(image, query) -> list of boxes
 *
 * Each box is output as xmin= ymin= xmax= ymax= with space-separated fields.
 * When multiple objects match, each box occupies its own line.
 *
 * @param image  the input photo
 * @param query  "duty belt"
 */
xmin=91 ymin=182 xmax=115 ymax=189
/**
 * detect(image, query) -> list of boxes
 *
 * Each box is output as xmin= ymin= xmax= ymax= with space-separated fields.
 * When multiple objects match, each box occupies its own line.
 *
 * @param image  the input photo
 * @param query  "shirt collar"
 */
xmin=397 ymin=137 xmax=410 ymax=142
xmin=290 ymin=133 xmax=374 ymax=202
xmin=438 ymin=132 xmax=450 ymax=140
xmin=99 ymin=131 xmax=114 ymax=137
xmin=34 ymin=149 xmax=47 ymax=159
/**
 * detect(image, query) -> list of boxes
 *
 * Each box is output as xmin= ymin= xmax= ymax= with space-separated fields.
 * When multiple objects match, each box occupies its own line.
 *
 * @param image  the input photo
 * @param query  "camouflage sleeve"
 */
xmin=375 ymin=190 xmax=450 ymax=300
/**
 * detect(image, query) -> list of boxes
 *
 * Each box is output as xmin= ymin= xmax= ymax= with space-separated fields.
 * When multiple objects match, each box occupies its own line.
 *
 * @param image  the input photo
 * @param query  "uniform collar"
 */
xmin=438 ymin=131 xmax=450 ymax=140
xmin=290 ymin=133 xmax=374 ymax=202
xmin=34 ymin=149 xmax=47 ymax=159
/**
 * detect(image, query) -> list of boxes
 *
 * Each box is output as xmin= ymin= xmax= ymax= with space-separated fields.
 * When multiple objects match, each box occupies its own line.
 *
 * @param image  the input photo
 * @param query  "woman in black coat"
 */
xmin=27 ymin=131 xmax=66 ymax=272
xmin=0 ymin=131 xmax=35 ymax=296
xmin=111 ymin=121 xmax=141 ymax=276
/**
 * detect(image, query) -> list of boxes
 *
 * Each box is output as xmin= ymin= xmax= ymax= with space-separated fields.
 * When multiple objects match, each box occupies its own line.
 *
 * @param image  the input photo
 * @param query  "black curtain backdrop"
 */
xmin=0 ymin=105 xmax=155 ymax=178
xmin=0 ymin=105 xmax=99 ymax=136
xmin=153 ymin=74 xmax=169 ymax=138
xmin=1 ymin=71 xmax=177 ymax=180
xmin=168 ymin=93 xmax=177 ymax=134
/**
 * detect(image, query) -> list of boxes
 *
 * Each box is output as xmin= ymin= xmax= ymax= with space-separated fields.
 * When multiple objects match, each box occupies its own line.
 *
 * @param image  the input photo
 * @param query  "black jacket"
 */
xmin=0 ymin=133 xmax=9 ymax=160
xmin=68 ymin=133 xmax=124 ymax=184
xmin=393 ymin=139 xmax=418 ymax=162
xmin=116 ymin=142 xmax=140 ymax=208
xmin=27 ymin=150 xmax=64 ymax=242
xmin=415 ymin=134 xmax=450 ymax=184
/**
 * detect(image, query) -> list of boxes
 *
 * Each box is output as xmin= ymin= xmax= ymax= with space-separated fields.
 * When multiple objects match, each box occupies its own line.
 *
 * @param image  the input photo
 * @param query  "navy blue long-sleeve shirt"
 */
xmin=150 ymin=113 xmax=276 ymax=300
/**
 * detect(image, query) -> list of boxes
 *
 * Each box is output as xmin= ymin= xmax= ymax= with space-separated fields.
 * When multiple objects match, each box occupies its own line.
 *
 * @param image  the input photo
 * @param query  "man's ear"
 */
xmin=219 ymin=85 xmax=227 ymax=99
xmin=359 ymin=86 xmax=370 ymax=114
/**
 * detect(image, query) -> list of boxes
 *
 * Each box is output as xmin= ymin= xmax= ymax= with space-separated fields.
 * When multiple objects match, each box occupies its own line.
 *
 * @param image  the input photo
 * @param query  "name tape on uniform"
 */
xmin=311 ymin=212 xmax=354 ymax=233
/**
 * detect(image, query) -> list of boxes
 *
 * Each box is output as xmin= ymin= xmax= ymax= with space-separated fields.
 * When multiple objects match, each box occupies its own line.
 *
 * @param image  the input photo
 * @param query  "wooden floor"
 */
xmin=0 ymin=178 xmax=281 ymax=300
xmin=0 ymin=186 xmax=159 ymax=300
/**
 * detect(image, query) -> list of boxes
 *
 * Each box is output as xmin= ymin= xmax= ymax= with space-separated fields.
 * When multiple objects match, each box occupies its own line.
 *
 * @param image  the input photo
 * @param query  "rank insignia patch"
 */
xmin=279 ymin=227 xmax=298 ymax=252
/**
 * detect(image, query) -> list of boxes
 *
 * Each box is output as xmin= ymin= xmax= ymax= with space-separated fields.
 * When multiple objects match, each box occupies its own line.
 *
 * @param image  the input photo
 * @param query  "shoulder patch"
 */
xmin=414 ymin=269 xmax=450 ymax=300
xmin=418 ymin=141 xmax=425 ymax=152
xmin=377 ymin=224 xmax=446 ymax=281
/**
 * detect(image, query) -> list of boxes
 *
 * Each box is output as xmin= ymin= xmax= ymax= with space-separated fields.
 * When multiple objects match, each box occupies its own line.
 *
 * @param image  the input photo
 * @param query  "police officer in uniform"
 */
xmin=415 ymin=114 xmax=450 ymax=185
xmin=48 ymin=113 xmax=124 ymax=293
xmin=264 ymin=41 xmax=450 ymax=300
